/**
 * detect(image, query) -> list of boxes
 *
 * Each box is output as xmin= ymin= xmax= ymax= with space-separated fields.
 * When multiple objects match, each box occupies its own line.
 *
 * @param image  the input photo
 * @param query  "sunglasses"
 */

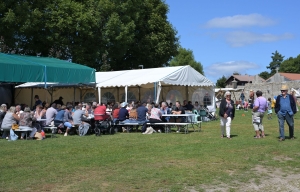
xmin=281 ymin=90 xmax=287 ymax=92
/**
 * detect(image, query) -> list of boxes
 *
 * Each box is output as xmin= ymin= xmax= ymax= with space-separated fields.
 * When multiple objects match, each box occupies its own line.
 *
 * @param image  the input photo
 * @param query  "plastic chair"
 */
xmin=199 ymin=110 xmax=207 ymax=122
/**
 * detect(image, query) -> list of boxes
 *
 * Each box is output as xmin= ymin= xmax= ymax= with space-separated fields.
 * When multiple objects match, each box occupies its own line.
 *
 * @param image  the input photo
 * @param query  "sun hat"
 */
xmin=281 ymin=84 xmax=289 ymax=91
xmin=120 ymin=102 xmax=128 ymax=108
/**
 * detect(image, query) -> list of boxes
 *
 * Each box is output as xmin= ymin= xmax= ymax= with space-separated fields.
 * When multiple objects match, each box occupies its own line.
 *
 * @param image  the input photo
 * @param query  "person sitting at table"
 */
xmin=0 ymin=104 xmax=7 ymax=127
xmin=194 ymin=101 xmax=201 ymax=111
xmin=129 ymin=105 xmax=138 ymax=120
xmin=19 ymin=107 xmax=37 ymax=140
xmin=118 ymin=102 xmax=129 ymax=121
xmin=1 ymin=106 xmax=20 ymax=139
xmin=160 ymin=102 xmax=171 ymax=122
xmin=34 ymin=105 xmax=46 ymax=119
xmin=55 ymin=104 xmax=62 ymax=112
xmin=111 ymin=102 xmax=120 ymax=123
xmin=185 ymin=101 xmax=194 ymax=111
xmin=147 ymin=103 xmax=163 ymax=133
xmin=118 ymin=102 xmax=130 ymax=132
xmin=106 ymin=102 xmax=113 ymax=115
xmin=73 ymin=106 xmax=90 ymax=136
xmin=171 ymin=101 xmax=186 ymax=133
xmin=54 ymin=105 xmax=66 ymax=133
xmin=94 ymin=103 xmax=111 ymax=121
xmin=85 ymin=103 xmax=92 ymax=115
xmin=46 ymin=103 xmax=57 ymax=126
xmin=15 ymin=105 xmax=23 ymax=117
xmin=63 ymin=105 xmax=73 ymax=136
xmin=146 ymin=103 xmax=153 ymax=120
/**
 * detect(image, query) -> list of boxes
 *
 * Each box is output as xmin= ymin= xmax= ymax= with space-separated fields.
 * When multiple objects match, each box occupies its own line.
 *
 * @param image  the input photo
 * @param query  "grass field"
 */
xmin=1 ymin=109 xmax=300 ymax=192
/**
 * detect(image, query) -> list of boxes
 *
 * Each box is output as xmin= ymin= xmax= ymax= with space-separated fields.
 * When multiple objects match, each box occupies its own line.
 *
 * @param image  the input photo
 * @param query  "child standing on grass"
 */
xmin=267 ymin=98 xmax=272 ymax=120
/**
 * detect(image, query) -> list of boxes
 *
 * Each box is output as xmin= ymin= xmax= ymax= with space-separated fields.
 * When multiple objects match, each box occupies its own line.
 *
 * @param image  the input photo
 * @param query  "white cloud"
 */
xmin=205 ymin=13 xmax=276 ymax=28
xmin=225 ymin=31 xmax=294 ymax=47
xmin=205 ymin=61 xmax=259 ymax=82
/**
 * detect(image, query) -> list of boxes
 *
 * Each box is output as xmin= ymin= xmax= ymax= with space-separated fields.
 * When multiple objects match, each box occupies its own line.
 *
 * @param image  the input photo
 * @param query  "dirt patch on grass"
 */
xmin=196 ymin=165 xmax=300 ymax=192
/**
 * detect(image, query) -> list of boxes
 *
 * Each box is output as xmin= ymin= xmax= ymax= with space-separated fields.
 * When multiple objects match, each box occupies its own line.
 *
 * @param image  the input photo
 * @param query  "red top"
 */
xmin=112 ymin=108 xmax=120 ymax=119
xmin=94 ymin=105 xmax=109 ymax=120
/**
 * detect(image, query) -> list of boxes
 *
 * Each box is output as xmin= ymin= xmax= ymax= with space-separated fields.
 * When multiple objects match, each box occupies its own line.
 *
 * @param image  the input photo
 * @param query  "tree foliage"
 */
xmin=0 ymin=0 xmax=179 ymax=71
xmin=280 ymin=54 xmax=300 ymax=73
xmin=169 ymin=47 xmax=204 ymax=75
xmin=258 ymin=71 xmax=271 ymax=80
xmin=216 ymin=75 xmax=227 ymax=88
xmin=266 ymin=50 xmax=284 ymax=75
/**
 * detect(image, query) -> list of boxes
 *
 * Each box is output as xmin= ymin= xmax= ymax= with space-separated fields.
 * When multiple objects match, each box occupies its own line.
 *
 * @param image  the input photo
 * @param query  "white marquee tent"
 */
xmin=96 ymin=65 xmax=215 ymax=107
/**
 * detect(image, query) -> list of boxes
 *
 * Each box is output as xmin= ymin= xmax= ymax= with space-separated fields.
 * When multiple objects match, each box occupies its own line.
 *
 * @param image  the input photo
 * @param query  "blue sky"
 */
xmin=165 ymin=0 xmax=300 ymax=83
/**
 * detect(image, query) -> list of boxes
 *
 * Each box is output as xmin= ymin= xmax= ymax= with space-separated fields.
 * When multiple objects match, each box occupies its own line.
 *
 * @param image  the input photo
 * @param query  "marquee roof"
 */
xmin=96 ymin=65 xmax=214 ymax=88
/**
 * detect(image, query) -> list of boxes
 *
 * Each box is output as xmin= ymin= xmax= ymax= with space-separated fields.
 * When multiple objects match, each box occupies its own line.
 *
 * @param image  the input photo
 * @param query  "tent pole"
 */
xmin=73 ymin=87 xmax=76 ymax=105
xmin=31 ymin=87 xmax=33 ymax=108
xmin=125 ymin=86 xmax=128 ymax=103
xmin=154 ymin=82 xmax=157 ymax=103
xmin=98 ymin=87 xmax=101 ymax=104
xmin=185 ymin=86 xmax=188 ymax=100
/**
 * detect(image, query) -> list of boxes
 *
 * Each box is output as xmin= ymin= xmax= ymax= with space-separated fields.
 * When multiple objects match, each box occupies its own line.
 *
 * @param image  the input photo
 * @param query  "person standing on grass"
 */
xmin=267 ymin=98 xmax=273 ymax=120
xmin=275 ymin=85 xmax=297 ymax=141
xmin=252 ymin=91 xmax=268 ymax=139
xmin=219 ymin=91 xmax=235 ymax=139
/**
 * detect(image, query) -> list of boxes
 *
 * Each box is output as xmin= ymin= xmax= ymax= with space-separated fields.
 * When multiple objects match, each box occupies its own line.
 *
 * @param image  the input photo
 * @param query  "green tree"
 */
xmin=0 ymin=0 xmax=179 ymax=71
xmin=258 ymin=71 xmax=271 ymax=80
xmin=266 ymin=50 xmax=284 ymax=75
xmin=169 ymin=47 xmax=204 ymax=75
xmin=216 ymin=75 xmax=227 ymax=88
xmin=280 ymin=54 xmax=300 ymax=73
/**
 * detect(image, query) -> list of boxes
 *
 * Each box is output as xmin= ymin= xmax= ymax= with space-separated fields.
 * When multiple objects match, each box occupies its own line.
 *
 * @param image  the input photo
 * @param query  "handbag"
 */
xmin=11 ymin=123 xmax=19 ymax=130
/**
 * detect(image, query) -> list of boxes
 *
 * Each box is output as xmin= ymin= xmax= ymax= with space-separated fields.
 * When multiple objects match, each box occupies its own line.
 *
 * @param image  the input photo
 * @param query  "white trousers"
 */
xmin=220 ymin=117 xmax=231 ymax=137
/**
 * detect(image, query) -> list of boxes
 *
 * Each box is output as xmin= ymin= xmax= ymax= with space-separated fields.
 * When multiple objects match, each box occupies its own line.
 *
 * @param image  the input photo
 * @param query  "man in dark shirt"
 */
xmin=32 ymin=95 xmax=42 ymax=110
xmin=172 ymin=101 xmax=186 ymax=132
xmin=52 ymin=96 xmax=64 ymax=106
xmin=185 ymin=101 xmax=194 ymax=111
xmin=118 ymin=102 xmax=129 ymax=121
xmin=137 ymin=102 xmax=148 ymax=122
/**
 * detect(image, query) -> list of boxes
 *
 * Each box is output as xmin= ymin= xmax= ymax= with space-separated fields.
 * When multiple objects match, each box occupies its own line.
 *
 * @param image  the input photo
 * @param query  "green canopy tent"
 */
xmin=0 ymin=53 xmax=95 ymax=88
xmin=0 ymin=53 xmax=95 ymax=106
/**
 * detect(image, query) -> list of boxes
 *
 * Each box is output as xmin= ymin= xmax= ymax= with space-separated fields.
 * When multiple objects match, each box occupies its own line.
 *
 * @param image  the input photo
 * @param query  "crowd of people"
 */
xmin=0 ymin=95 xmax=206 ymax=139
xmin=1 ymin=85 xmax=298 ymax=141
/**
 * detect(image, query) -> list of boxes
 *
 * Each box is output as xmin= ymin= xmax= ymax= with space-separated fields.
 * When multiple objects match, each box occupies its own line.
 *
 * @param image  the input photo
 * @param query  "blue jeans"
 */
xmin=277 ymin=112 xmax=294 ymax=139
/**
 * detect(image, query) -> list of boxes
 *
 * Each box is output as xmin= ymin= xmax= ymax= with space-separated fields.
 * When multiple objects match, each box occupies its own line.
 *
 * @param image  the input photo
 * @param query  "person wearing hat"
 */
xmin=275 ymin=84 xmax=297 ymax=141
xmin=52 ymin=96 xmax=64 ymax=106
xmin=219 ymin=91 xmax=235 ymax=139
xmin=118 ymin=102 xmax=129 ymax=121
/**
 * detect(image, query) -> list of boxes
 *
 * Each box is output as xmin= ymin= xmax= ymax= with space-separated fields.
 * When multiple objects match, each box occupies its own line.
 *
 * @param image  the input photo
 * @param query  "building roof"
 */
xmin=279 ymin=73 xmax=300 ymax=81
xmin=225 ymin=75 xmax=254 ymax=83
